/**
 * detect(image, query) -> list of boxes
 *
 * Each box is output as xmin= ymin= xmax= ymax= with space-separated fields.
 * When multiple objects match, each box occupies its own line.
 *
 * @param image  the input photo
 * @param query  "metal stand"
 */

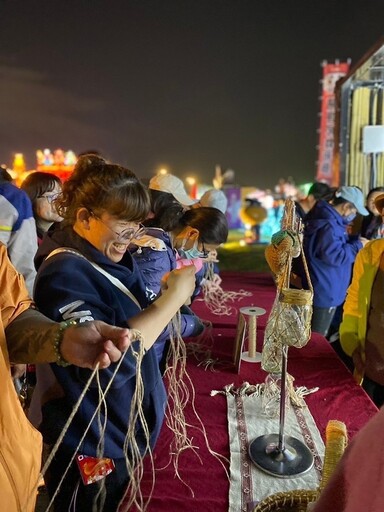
xmin=240 ymin=306 xmax=266 ymax=363
xmin=248 ymin=345 xmax=314 ymax=477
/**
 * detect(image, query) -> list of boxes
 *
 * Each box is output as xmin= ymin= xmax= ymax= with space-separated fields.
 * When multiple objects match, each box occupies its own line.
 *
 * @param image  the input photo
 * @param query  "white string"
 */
xmin=38 ymin=342 xmax=132 ymax=512
xmin=197 ymin=262 xmax=252 ymax=315
xmin=118 ymin=341 xmax=154 ymax=512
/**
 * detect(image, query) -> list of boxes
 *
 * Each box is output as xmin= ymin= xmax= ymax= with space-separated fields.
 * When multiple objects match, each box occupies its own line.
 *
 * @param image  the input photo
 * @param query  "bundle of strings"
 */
xmin=119 ymin=333 xmax=154 ymax=512
xmin=198 ymin=262 xmax=252 ymax=315
xmin=31 ymin=329 xmax=153 ymax=512
xmin=185 ymin=319 xmax=216 ymax=367
xmin=162 ymin=312 xmax=229 ymax=495
xmin=210 ymin=378 xmax=319 ymax=406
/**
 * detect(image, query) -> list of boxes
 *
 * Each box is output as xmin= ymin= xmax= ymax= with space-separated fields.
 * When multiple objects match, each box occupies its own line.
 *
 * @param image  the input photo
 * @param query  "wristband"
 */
xmin=54 ymin=319 xmax=77 ymax=366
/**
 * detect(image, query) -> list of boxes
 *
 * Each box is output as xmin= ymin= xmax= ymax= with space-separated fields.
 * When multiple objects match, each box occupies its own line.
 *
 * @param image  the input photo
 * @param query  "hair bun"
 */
xmin=74 ymin=154 xmax=107 ymax=180
xmin=78 ymin=154 xmax=106 ymax=167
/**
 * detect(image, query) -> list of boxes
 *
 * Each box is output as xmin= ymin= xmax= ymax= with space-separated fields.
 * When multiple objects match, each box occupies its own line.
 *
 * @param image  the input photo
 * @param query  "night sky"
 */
xmin=1 ymin=0 xmax=384 ymax=189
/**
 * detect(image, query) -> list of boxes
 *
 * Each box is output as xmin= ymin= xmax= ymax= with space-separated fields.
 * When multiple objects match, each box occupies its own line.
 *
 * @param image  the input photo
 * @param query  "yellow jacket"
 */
xmin=340 ymin=239 xmax=384 ymax=358
xmin=0 ymin=244 xmax=42 ymax=512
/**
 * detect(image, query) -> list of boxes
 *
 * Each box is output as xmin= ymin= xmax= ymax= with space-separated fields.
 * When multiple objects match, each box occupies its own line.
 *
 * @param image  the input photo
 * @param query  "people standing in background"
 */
xmin=298 ymin=186 xmax=369 ymax=338
xmin=295 ymin=181 xmax=333 ymax=221
xmin=21 ymin=172 xmax=63 ymax=405
xmin=149 ymin=173 xmax=197 ymax=208
xmin=0 ymin=165 xmax=14 ymax=183
xmin=21 ymin=172 xmax=63 ymax=244
xmin=0 ymin=169 xmax=37 ymax=295
xmin=192 ymin=188 xmax=228 ymax=262
xmin=361 ymin=191 xmax=384 ymax=240
xmin=193 ymin=188 xmax=228 ymax=213
xmin=359 ymin=186 xmax=384 ymax=239
xmin=340 ymin=218 xmax=384 ymax=407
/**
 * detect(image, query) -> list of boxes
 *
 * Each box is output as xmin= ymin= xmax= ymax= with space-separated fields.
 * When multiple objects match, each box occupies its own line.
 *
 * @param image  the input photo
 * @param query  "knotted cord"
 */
xmin=262 ymin=198 xmax=313 ymax=374
xmin=29 ymin=329 xmax=150 ymax=512
xmin=160 ymin=312 xmax=229 ymax=496
xmin=197 ymin=262 xmax=252 ymax=315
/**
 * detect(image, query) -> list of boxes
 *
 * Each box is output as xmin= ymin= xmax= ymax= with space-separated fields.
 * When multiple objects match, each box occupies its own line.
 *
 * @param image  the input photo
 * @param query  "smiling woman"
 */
xmin=31 ymin=155 xmax=197 ymax=512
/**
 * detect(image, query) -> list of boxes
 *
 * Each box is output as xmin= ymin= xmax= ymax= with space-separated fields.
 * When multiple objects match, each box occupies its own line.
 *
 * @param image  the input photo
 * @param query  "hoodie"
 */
xmin=130 ymin=228 xmax=205 ymax=362
xmin=301 ymin=200 xmax=362 ymax=308
xmin=33 ymin=225 xmax=166 ymax=459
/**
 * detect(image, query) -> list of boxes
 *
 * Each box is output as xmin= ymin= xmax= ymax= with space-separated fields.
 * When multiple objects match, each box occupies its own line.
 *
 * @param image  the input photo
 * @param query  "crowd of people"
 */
xmin=291 ymin=181 xmax=384 ymax=411
xmin=0 ymin=156 xmax=229 ymax=511
xmin=2 ymin=157 xmax=384 ymax=511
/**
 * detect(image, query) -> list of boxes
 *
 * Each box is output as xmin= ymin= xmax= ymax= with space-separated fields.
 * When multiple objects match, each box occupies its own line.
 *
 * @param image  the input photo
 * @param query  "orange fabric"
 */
xmin=0 ymin=244 xmax=42 ymax=511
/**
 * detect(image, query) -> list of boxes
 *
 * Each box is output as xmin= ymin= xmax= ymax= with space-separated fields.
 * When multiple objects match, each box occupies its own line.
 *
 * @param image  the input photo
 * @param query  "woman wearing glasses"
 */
xmin=32 ymin=155 xmax=196 ymax=512
xmin=21 ymin=171 xmax=63 ymax=245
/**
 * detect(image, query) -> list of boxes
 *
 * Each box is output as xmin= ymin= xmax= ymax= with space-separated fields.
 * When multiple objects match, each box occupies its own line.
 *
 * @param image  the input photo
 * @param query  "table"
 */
xmin=130 ymin=272 xmax=378 ymax=512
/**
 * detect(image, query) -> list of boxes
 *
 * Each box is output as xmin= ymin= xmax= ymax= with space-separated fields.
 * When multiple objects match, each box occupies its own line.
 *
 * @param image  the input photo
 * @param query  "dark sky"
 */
xmin=1 ymin=0 xmax=384 ymax=189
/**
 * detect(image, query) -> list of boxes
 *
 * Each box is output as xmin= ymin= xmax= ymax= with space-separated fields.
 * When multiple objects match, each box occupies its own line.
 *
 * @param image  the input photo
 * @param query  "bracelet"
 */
xmin=54 ymin=320 xmax=77 ymax=367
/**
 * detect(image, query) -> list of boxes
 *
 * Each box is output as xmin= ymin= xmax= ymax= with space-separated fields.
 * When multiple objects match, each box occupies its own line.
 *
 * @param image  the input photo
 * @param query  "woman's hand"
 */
xmin=60 ymin=322 xmax=135 ymax=369
xmin=162 ymin=265 xmax=196 ymax=305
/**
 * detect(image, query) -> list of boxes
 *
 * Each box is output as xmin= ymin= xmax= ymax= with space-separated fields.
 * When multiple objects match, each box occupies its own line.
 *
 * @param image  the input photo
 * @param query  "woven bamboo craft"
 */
xmin=262 ymin=199 xmax=314 ymax=372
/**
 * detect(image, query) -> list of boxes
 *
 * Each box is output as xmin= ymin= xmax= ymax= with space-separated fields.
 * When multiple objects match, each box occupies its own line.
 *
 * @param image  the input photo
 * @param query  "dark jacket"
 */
xmin=130 ymin=228 xmax=204 ymax=362
xmin=34 ymin=225 xmax=167 ymax=459
xmin=301 ymin=200 xmax=362 ymax=308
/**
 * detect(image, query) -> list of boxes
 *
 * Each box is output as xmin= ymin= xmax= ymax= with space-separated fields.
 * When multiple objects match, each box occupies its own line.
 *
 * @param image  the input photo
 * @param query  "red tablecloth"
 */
xmin=126 ymin=272 xmax=378 ymax=512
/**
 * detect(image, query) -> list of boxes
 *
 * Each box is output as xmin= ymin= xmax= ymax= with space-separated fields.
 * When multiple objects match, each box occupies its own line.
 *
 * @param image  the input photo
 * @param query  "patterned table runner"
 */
xmin=217 ymin=383 xmax=325 ymax=512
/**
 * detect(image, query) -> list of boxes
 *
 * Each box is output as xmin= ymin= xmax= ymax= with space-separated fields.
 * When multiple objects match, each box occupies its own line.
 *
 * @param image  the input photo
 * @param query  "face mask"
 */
xmin=178 ymin=241 xmax=205 ymax=260
xmin=342 ymin=213 xmax=356 ymax=225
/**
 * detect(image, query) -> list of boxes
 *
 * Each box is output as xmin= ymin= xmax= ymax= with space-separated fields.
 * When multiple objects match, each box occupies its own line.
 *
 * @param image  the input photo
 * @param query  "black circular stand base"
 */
xmin=249 ymin=433 xmax=314 ymax=478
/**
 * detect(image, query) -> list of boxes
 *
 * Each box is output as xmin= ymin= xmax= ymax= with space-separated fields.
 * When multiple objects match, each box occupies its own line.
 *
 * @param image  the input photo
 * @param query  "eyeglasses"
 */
xmin=90 ymin=212 xmax=145 ymax=243
xmin=38 ymin=193 xmax=60 ymax=204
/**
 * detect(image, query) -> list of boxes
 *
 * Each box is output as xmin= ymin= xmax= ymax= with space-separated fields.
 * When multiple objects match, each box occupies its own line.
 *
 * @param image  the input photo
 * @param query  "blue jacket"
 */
xmin=130 ymin=228 xmax=204 ymax=361
xmin=301 ymin=200 xmax=362 ymax=308
xmin=0 ymin=182 xmax=37 ymax=294
xmin=34 ymin=225 xmax=167 ymax=459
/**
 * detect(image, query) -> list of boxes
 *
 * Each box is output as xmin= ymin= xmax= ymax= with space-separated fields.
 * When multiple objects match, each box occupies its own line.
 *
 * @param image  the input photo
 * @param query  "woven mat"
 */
xmin=218 ymin=384 xmax=325 ymax=512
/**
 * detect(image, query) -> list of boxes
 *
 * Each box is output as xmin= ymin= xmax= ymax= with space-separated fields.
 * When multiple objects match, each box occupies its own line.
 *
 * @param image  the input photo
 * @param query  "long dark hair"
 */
xmin=145 ymin=189 xmax=228 ymax=244
xmin=144 ymin=189 xmax=186 ymax=232
xmin=179 ymin=207 xmax=229 ymax=245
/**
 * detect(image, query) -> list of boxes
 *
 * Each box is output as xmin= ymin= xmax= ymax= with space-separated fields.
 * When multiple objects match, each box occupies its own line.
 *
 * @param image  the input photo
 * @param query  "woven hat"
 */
xmin=149 ymin=174 xmax=196 ymax=206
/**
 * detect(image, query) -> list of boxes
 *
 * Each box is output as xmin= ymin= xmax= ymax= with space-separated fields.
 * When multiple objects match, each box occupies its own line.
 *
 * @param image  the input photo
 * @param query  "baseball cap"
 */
xmin=335 ymin=186 xmax=369 ymax=216
xmin=198 ymin=189 xmax=228 ymax=213
xmin=149 ymin=174 xmax=197 ymax=206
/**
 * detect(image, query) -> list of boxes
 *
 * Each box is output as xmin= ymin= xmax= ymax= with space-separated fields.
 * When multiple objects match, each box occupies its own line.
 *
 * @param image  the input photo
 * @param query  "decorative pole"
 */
xmin=248 ymin=198 xmax=314 ymax=477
